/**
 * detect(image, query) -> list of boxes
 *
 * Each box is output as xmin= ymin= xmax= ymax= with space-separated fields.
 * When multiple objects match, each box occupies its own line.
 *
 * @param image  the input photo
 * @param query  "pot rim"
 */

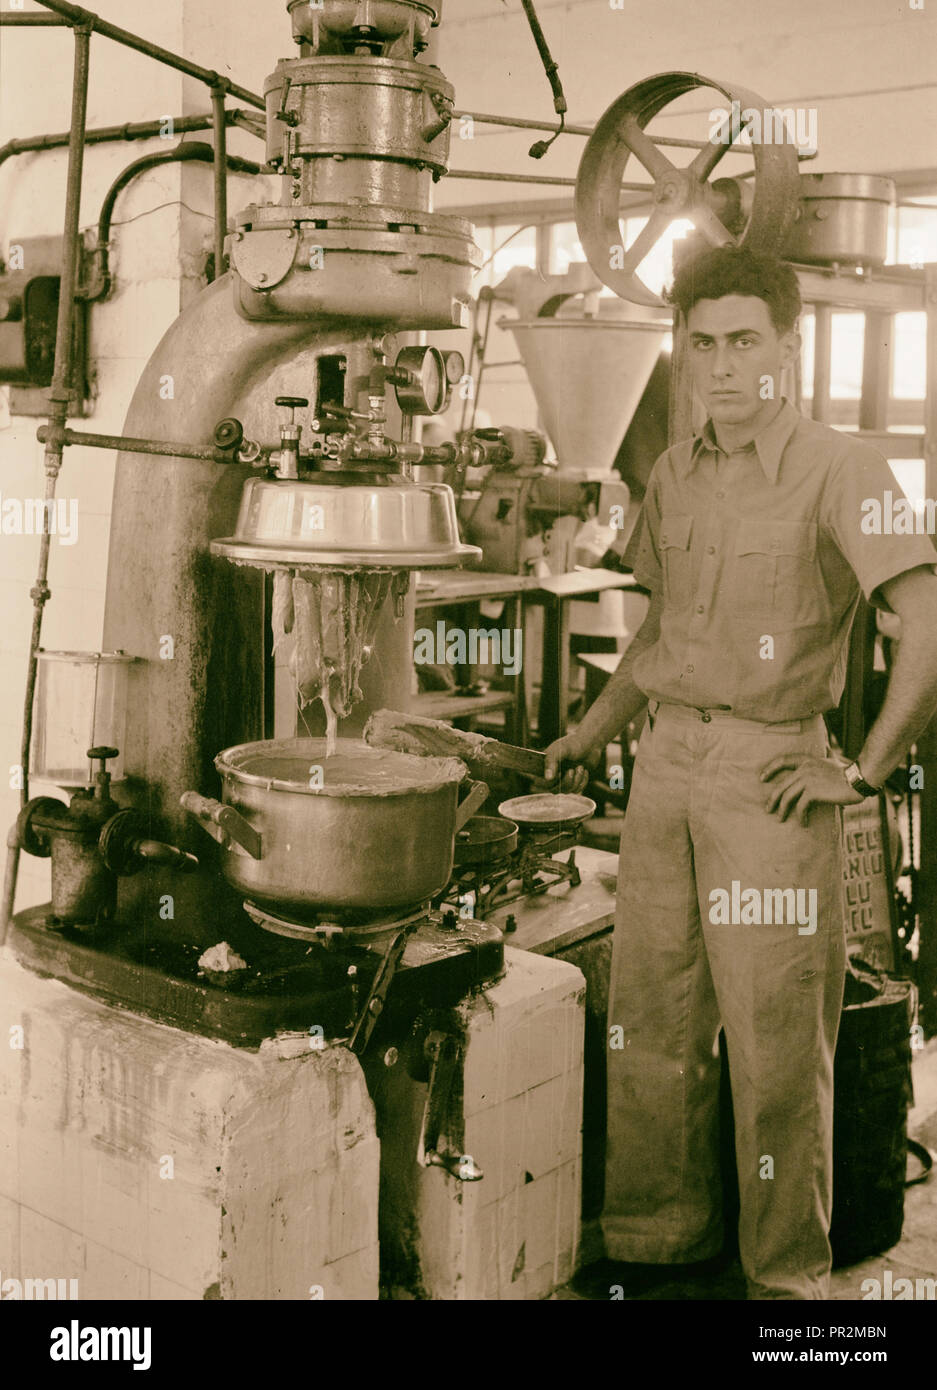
xmin=214 ymin=736 xmax=468 ymax=798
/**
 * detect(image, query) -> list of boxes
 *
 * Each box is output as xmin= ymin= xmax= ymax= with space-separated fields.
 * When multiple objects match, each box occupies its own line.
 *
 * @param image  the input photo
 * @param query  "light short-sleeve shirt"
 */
xmin=623 ymin=398 xmax=937 ymax=720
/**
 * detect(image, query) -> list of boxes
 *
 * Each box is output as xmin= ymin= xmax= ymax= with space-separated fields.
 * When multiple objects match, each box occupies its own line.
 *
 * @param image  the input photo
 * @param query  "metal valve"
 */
xmin=14 ymin=746 xmax=198 ymax=928
xmin=274 ymin=395 xmax=308 ymax=478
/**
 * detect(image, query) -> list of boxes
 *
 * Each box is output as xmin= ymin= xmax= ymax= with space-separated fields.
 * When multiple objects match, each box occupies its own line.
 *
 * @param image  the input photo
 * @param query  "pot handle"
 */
xmin=180 ymin=791 xmax=262 ymax=860
xmin=454 ymin=780 xmax=489 ymax=832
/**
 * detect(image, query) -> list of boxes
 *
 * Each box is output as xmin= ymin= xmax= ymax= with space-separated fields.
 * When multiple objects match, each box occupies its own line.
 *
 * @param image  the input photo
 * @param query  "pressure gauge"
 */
xmin=393 ymin=346 xmax=447 ymax=415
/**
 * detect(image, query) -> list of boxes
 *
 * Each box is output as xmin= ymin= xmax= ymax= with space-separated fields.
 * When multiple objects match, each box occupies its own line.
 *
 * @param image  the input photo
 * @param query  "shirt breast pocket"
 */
xmin=733 ymin=520 xmax=823 ymax=628
xmin=659 ymin=513 xmax=693 ymax=609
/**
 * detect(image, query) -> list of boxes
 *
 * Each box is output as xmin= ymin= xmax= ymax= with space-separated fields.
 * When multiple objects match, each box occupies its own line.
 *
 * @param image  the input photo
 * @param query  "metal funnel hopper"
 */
xmin=502 ymin=314 xmax=668 ymax=475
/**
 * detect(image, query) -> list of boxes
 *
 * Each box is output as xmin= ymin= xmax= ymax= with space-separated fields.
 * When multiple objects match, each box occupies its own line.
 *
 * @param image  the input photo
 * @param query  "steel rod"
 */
xmin=454 ymin=109 xmax=817 ymax=159
xmin=0 ymin=11 xmax=68 ymax=22
xmin=19 ymin=21 xmax=91 ymax=823
xmin=448 ymin=169 xmax=654 ymax=190
xmin=36 ymin=424 xmax=244 ymax=465
xmin=211 ymin=87 xmax=228 ymax=280
xmin=0 ymin=111 xmax=262 ymax=170
xmin=36 ymin=0 xmax=264 ymax=109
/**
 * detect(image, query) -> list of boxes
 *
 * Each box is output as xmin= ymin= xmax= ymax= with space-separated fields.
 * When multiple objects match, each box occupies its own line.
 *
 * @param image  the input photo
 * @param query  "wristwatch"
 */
xmin=843 ymin=761 xmax=882 ymax=798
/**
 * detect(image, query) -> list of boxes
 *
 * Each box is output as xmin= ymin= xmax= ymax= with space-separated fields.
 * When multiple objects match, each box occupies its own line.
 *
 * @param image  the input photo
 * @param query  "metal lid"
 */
xmin=212 ymin=477 xmax=481 ymax=570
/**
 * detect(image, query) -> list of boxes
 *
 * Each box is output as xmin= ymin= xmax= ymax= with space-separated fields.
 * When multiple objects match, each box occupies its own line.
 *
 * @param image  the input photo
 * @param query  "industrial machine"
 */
xmin=1 ymin=0 xmax=928 ymax=1301
xmin=458 ymin=265 xmax=665 ymax=578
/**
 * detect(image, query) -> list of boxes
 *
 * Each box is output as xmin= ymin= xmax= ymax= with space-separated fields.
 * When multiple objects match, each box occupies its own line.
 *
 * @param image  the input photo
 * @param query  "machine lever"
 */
xmin=132 ymin=840 xmax=199 ymax=872
xmin=417 ymin=1030 xmax=484 ymax=1182
xmin=180 ymin=792 xmax=262 ymax=859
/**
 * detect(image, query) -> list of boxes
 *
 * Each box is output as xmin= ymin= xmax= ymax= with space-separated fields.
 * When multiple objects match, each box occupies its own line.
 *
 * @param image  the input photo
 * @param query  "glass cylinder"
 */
xmin=30 ymin=650 xmax=137 ymax=787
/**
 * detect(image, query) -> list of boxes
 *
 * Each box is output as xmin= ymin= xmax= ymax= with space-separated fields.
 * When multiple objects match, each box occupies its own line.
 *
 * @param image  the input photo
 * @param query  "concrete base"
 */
xmin=0 ymin=950 xmax=380 ymax=1300
xmin=374 ymin=947 xmax=586 ymax=1299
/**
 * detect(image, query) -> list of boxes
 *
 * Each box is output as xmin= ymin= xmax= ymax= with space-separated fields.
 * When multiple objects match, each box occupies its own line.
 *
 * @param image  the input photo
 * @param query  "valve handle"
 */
xmin=275 ymin=396 xmax=309 ymax=410
xmin=87 ymin=746 xmax=119 ymax=763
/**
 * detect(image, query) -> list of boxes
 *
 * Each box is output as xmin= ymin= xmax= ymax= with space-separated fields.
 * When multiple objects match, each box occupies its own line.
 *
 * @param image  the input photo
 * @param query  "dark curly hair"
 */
xmin=667 ymin=246 xmax=802 ymax=335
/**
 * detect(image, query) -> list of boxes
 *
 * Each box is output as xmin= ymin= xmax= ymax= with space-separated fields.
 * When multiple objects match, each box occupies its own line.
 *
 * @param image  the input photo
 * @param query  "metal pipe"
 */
xmin=0 ymin=834 xmax=20 ymax=948
xmin=0 ymin=111 xmax=263 ymax=170
xmin=20 ymin=21 xmax=92 ymax=816
xmin=211 ymin=87 xmax=228 ymax=281
xmin=36 ymin=0 xmax=264 ymax=109
xmin=0 ymin=11 xmax=68 ymax=22
xmin=36 ymin=423 xmax=246 ymax=465
xmin=448 ymin=170 xmax=653 ymax=190
xmin=85 ymin=142 xmax=261 ymax=301
xmin=454 ymin=110 xmax=818 ymax=159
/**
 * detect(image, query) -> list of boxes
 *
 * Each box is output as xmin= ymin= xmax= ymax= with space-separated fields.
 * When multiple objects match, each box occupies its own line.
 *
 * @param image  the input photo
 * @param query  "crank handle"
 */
xmin=133 ymin=840 xmax=199 ymax=872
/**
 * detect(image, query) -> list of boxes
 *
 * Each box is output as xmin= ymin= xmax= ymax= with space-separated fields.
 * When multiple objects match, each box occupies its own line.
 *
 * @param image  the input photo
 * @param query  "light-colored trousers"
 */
xmin=603 ymin=701 xmax=846 ymax=1299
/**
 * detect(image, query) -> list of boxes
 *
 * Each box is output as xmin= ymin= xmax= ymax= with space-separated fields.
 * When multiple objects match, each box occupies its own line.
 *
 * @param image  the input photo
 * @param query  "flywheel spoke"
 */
xmin=617 ymin=205 xmax=676 ymax=278
xmin=688 ymin=201 xmax=735 ymax=248
xmin=622 ymin=115 xmax=677 ymax=183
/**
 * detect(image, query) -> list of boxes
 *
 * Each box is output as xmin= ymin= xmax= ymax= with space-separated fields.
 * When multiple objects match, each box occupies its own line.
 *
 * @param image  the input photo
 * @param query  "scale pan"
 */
xmin=497 ymin=793 xmax=596 ymax=829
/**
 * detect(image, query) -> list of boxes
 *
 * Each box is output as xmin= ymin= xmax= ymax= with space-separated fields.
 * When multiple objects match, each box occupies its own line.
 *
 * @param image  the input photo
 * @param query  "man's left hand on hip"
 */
xmin=760 ymin=755 xmax=865 ymax=824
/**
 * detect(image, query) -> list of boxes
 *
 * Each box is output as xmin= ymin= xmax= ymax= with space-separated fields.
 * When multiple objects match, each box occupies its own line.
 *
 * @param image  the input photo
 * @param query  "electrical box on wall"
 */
xmin=0 ymin=235 xmax=88 ymax=417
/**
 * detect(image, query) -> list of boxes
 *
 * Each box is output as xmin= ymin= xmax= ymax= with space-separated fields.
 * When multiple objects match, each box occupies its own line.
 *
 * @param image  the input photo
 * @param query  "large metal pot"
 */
xmin=181 ymin=737 xmax=487 ymax=918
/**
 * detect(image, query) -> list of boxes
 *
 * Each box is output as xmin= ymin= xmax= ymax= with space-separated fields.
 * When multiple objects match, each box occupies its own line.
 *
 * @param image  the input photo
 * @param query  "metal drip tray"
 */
xmin=211 ymin=476 xmax=480 ymax=570
xmin=7 ymin=906 xmax=503 ymax=1050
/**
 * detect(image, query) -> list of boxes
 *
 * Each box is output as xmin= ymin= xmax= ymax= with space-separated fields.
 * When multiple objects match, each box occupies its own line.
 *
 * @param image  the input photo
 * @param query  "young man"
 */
xmin=544 ymin=246 xmax=937 ymax=1300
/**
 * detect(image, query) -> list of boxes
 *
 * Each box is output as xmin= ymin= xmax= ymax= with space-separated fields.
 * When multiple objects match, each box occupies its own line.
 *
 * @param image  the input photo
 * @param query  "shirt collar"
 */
xmin=688 ymin=398 xmax=800 ymax=484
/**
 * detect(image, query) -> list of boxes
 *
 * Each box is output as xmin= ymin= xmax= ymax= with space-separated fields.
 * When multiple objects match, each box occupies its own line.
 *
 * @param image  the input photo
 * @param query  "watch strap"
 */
xmin=844 ymin=762 xmax=882 ymax=798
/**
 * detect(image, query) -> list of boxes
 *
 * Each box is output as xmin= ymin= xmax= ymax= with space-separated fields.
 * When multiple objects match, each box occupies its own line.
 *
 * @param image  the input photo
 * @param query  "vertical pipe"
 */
xmin=21 ymin=20 xmax=92 ymax=805
xmin=2 ymin=21 xmax=91 ymax=942
xmin=812 ymin=303 xmax=832 ymax=424
xmin=917 ymin=264 xmax=937 ymax=1032
xmin=668 ymin=310 xmax=693 ymax=445
xmin=859 ymin=309 xmax=891 ymax=432
xmin=211 ymin=85 xmax=228 ymax=281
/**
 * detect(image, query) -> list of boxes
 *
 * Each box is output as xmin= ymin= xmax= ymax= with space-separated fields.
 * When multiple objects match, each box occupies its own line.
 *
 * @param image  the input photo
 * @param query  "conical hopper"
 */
xmin=503 ymin=317 xmax=667 ymax=474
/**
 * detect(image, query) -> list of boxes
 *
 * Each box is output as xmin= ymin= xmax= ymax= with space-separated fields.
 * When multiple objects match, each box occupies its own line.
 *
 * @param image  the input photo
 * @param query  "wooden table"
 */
xmin=486 ymin=845 xmax=618 ymax=955
xmin=414 ymin=569 xmax=638 ymax=747
xmin=414 ymin=570 xmax=537 ymax=743
xmin=527 ymin=571 xmax=637 ymax=745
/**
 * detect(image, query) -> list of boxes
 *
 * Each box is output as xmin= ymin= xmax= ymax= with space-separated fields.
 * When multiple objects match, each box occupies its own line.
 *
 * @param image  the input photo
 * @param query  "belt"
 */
xmin=647 ymin=699 xmax=822 ymax=736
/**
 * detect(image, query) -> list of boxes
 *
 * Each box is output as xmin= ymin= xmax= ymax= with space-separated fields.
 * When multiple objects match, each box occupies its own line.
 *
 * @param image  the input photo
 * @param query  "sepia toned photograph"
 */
xmin=0 ymin=0 xmax=935 ymax=1362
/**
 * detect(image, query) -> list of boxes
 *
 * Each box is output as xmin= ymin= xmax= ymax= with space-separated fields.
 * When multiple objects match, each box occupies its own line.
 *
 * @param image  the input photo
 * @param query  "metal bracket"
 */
xmin=417 ymin=1028 xmax=484 ymax=1181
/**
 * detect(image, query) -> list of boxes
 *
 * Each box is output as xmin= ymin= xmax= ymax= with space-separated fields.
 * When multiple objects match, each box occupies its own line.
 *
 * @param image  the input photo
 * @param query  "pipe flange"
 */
xmin=15 ymin=797 xmax=65 ymax=859
xmin=99 ymin=808 xmax=148 ymax=876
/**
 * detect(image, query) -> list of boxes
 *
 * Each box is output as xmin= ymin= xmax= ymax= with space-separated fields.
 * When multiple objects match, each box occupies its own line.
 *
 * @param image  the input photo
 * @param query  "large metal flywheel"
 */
xmin=575 ymin=72 xmax=802 ymax=306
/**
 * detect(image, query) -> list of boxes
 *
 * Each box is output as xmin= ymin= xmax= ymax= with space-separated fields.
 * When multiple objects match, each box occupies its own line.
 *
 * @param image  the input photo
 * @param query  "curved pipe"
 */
xmin=86 ymin=142 xmax=263 ymax=300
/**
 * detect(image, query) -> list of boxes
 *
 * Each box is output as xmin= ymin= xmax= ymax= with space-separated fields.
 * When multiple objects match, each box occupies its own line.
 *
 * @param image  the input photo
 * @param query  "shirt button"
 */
xmin=706 ymin=545 xmax=715 ymax=555
xmin=715 ymin=490 xmax=725 ymax=500
xmin=696 ymin=605 xmax=704 ymax=614
xmin=686 ymin=664 xmax=694 ymax=674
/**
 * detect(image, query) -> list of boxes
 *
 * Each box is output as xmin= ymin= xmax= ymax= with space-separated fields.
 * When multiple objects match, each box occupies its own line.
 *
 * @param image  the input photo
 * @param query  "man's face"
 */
xmin=686 ymin=294 xmax=799 ymax=427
